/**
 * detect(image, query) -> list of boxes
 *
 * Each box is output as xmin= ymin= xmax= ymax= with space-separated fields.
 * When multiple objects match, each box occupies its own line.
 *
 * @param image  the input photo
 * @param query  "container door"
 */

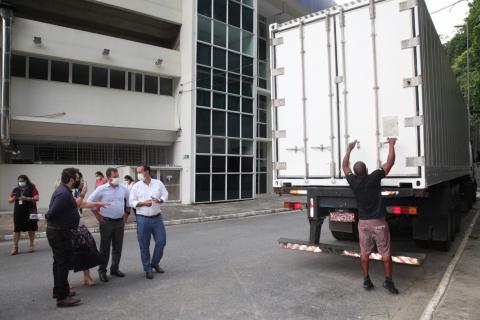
xmin=336 ymin=0 xmax=421 ymax=178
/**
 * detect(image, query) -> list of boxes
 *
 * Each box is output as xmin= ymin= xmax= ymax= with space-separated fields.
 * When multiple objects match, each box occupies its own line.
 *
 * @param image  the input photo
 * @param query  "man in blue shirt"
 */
xmin=88 ymin=167 xmax=130 ymax=282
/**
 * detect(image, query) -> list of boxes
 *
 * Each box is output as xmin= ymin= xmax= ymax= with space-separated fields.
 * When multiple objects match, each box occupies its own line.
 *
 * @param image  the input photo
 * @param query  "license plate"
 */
xmin=329 ymin=212 xmax=355 ymax=223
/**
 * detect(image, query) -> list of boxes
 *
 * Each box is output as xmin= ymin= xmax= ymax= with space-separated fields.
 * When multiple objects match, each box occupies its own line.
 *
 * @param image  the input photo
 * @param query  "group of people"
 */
xmin=9 ymin=164 xmax=169 ymax=307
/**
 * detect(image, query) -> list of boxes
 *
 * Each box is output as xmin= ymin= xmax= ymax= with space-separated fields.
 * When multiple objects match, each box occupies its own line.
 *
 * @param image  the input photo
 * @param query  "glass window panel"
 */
xmin=228 ymin=26 xmax=241 ymax=52
xmin=258 ymin=61 xmax=267 ymax=78
xmin=198 ymin=16 xmax=211 ymax=43
xmin=256 ymin=159 xmax=267 ymax=172
xmin=197 ymin=66 xmax=211 ymax=89
xmin=144 ymin=75 xmax=158 ymax=94
xmin=212 ymin=110 xmax=226 ymax=135
xmin=28 ymin=57 xmax=48 ymax=80
xmin=197 ymin=43 xmax=211 ymax=66
xmin=50 ymin=60 xmax=69 ymax=82
xmin=242 ymin=31 xmax=254 ymax=56
xmin=242 ymin=115 xmax=253 ymax=138
xmin=242 ymin=140 xmax=253 ymax=155
xmin=197 ymin=90 xmax=211 ymax=107
xmin=228 ymin=52 xmax=240 ymax=73
xmin=228 ymin=139 xmax=240 ymax=155
xmin=160 ymin=78 xmax=173 ymax=96
xmin=257 ymin=123 xmax=267 ymax=138
xmin=257 ymin=173 xmax=267 ymax=194
xmin=212 ymin=174 xmax=226 ymax=201
xmin=228 ymin=95 xmax=240 ymax=111
xmin=196 ymin=155 xmax=210 ymax=173
xmin=242 ymin=56 xmax=253 ymax=76
xmin=243 ymin=0 xmax=253 ymax=8
xmin=72 ymin=63 xmax=89 ymax=85
xmin=128 ymin=72 xmax=143 ymax=92
xmin=227 ymin=174 xmax=239 ymax=200
xmin=258 ymin=38 xmax=267 ymax=60
xmin=213 ymin=0 xmax=227 ymax=22
xmin=258 ymin=78 xmax=267 ymax=89
xmin=198 ymin=0 xmax=212 ymax=17
xmin=228 ymin=156 xmax=240 ymax=171
xmin=213 ymin=21 xmax=227 ymax=47
xmin=228 ymin=113 xmax=240 ymax=137
xmin=212 ymin=138 xmax=226 ymax=154
xmin=195 ymin=175 xmax=210 ymax=202
xmin=258 ymin=22 xmax=268 ymax=39
xmin=242 ymin=98 xmax=253 ymax=113
xmin=258 ymin=109 xmax=267 ymax=123
xmin=228 ymin=1 xmax=241 ymax=27
xmin=212 ymin=70 xmax=226 ymax=91
xmin=242 ymin=6 xmax=253 ymax=32
xmin=242 ymin=76 xmax=253 ymax=97
xmin=242 ymin=157 xmax=253 ymax=172
xmin=258 ymin=94 xmax=267 ymax=109
xmin=213 ymin=92 xmax=226 ymax=109
xmin=197 ymin=136 xmax=210 ymax=153
xmin=110 ymin=69 xmax=125 ymax=90
xmin=257 ymin=142 xmax=267 ymax=158
xmin=212 ymin=156 xmax=226 ymax=172
xmin=11 ymin=54 xmax=26 ymax=77
xmin=228 ymin=73 xmax=240 ymax=94
xmin=241 ymin=174 xmax=253 ymax=198
xmin=213 ymin=48 xmax=226 ymax=70
xmin=91 ymin=66 xmax=108 ymax=87
xmin=196 ymin=108 xmax=211 ymax=134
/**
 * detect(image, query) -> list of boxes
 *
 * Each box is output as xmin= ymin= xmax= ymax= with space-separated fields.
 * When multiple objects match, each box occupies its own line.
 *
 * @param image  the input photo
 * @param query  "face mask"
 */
xmin=137 ymin=173 xmax=145 ymax=182
xmin=18 ymin=181 xmax=27 ymax=187
xmin=110 ymin=177 xmax=120 ymax=186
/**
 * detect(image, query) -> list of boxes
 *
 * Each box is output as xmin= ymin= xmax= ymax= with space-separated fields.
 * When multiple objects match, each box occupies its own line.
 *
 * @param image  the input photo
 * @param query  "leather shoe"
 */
xmin=110 ymin=270 xmax=125 ymax=277
xmin=99 ymin=271 xmax=109 ymax=282
xmin=152 ymin=264 xmax=165 ymax=273
xmin=56 ymin=297 xmax=81 ymax=307
xmin=146 ymin=272 xmax=154 ymax=279
xmin=52 ymin=291 xmax=76 ymax=299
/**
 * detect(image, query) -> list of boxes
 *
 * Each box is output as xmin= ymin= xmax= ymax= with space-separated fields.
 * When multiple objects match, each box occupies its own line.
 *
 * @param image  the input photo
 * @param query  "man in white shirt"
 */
xmin=87 ymin=168 xmax=130 ymax=282
xmin=129 ymin=164 xmax=168 ymax=279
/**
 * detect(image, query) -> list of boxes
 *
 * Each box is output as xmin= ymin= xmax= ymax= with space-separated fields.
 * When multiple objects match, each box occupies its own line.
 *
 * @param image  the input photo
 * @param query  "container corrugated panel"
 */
xmin=270 ymin=0 xmax=471 ymax=190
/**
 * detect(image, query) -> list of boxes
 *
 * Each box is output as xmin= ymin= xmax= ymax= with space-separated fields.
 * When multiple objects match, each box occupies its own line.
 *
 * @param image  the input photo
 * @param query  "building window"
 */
xmin=72 ymin=63 xmax=90 ymax=85
xmin=213 ymin=21 xmax=227 ymax=47
xmin=228 ymin=1 xmax=241 ymax=27
xmin=110 ymin=69 xmax=126 ymax=90
xmin=214 ymin=0 xmax=227 ymax=22
xmin=228 ymin=26 xmax=241 ymax=52
xmin=198 ymin=15 xmax=212 ymax=43
xmin=28 ymin=57 xmax=48 ymax=80
xmin=50 ymin=60 xmax=69 ymax=82
xmin=11 ymin=54 xmax=26 ymax=77
xmin=160 ymin=78 xmax=173 ymax=96
xmin=242 ymin=6 xmax=253 ymax=32
xmin=92 ymin=66 xmax=108 ymax=87
xmin=128 ymin=72 xmax=143 ymax=92
xmin=144 ymin=75 xmax=158 ymax=94
xmin=198 ymin=0 xmax=212 ymax=17
xmin=197 ymin=43 xmax=212 ymax=66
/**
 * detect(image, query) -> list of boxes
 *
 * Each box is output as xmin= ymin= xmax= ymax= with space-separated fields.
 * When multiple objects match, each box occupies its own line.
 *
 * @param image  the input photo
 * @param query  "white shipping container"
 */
xmin=270 ymin=0 xmax=471 ymax=190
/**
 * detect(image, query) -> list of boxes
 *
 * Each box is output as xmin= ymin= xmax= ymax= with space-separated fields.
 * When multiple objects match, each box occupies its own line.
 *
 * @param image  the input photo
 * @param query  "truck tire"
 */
xmin=331 ymin=230 xmax=355 ymax=241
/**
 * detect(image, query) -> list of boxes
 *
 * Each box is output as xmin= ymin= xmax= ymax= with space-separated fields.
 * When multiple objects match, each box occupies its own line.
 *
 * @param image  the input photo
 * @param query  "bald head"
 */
xmin=353 ymin=161 xmax=367 ymax=176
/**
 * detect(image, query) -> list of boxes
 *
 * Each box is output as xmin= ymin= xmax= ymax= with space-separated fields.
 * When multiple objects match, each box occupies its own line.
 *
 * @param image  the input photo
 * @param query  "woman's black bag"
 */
xmin=70 ymin=225 xmax=105 ymax=272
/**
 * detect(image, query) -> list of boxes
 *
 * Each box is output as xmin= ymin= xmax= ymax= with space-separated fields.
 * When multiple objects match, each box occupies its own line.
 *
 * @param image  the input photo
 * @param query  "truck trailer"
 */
xmin=269 ymin=0 xmax=476 ymax=251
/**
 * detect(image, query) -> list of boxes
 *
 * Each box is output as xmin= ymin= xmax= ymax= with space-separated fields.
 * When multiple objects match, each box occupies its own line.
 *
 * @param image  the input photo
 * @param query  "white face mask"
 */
xmin=137 ymin=173 xmax=145 ymax=182
xmin=110 ymin=177 xmax=120 ymax=186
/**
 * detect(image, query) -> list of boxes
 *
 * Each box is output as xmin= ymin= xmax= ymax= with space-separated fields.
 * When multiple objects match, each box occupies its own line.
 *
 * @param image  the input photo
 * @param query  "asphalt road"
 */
xmin=0 ymin=209 xmax=476 ymax=320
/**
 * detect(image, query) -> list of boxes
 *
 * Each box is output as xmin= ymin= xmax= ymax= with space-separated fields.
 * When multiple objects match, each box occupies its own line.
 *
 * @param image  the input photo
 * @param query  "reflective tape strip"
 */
xmin=309 ymin=198 xmax=314 ymax=218
xmin=272 ymin=67 xmax=285 ymax=76
xmin=272 ymin=98 xmax=285 ymax=107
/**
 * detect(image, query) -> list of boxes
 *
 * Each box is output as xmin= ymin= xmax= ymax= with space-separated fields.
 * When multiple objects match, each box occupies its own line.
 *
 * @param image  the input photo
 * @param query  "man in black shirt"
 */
xmin=342 ymin=138 xmax=398 ymax=294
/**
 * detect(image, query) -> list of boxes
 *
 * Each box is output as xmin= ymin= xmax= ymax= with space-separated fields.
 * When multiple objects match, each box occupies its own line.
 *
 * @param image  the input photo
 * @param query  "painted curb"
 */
xmin=0 ymin=207 xmax=298 ymax=242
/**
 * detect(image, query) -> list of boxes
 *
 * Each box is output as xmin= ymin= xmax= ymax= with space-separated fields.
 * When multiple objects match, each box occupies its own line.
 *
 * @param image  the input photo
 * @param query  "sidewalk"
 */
xmin=433 ymin=215 xmax=480 ymax=320
xmin=0 ymin=194 xmax=301 ymax=241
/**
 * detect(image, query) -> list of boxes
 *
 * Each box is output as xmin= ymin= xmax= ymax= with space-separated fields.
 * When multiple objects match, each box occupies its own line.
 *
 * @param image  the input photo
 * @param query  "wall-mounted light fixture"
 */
xmin=33 ymin=36 xmax=42 ymax=45
xmin=155 ymin=58 xmax=163 ymax=66
xmin=102 ymin=48 xmax=110 ymax=56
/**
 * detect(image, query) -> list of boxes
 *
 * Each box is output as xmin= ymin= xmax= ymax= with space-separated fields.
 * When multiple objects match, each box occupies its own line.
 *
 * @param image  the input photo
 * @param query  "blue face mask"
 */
xmin=18 ymin=181 xmax=27 ymax=187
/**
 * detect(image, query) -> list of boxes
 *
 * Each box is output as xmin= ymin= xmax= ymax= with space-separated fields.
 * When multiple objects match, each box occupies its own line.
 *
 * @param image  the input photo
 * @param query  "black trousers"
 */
xmin=98 ymin=219 xmax=125 ymax=273
xmin=46 ymin=227 xmax=73 ymax=301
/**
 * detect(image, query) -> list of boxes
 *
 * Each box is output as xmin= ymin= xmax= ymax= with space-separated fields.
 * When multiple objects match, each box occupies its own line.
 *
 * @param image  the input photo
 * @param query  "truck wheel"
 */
xmin=331 ymin=231 xmax=352 ymax=241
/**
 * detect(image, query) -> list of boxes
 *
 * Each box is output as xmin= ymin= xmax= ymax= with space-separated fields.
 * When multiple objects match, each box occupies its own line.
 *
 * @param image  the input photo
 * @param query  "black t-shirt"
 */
xmin=346 ymin=168 xmax=385 ymax=220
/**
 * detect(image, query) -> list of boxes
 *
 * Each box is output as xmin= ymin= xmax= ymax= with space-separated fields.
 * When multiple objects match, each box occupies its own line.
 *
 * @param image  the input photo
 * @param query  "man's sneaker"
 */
xmin=363 ymin=280 xmax=374 ymax=291
xmin=383 ymin=281 xmax=399 ymax=294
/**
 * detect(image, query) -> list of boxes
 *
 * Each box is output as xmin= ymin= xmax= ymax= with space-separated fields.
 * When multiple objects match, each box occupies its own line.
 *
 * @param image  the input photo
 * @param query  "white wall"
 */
xmin=11 ymin=78 xmax=177 ymax=133
xmin=0 ymin=164 xmax=113 ymax=211
xmin=92 ymin=0 xmax=182 ymax=25
xmin=12 ymin=18 xmax=181 ymax=78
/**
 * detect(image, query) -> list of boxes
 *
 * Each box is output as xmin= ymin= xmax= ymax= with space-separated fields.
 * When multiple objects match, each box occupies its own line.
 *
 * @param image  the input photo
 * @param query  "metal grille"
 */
xmin=6 ymin=141 xmax=171 ymax=165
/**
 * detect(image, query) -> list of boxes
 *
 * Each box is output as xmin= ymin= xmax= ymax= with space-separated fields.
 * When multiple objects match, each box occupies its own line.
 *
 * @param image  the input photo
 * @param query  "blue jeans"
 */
xmin=136 ymin=215 xmax=166 ymax=272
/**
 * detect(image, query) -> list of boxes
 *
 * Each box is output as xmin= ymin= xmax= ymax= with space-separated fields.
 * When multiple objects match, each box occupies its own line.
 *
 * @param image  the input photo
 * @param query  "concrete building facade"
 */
xmin=0 ymin=0 xmax=333 ymax=210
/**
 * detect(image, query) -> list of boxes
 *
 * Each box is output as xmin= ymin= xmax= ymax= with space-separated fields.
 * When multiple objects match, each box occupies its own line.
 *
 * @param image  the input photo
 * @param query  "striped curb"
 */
xmin=0 ymin=207 xmax=298 ymax=242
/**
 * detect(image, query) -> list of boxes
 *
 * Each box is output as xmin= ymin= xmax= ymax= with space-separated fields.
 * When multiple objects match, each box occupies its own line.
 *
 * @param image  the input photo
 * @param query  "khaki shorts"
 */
xmin=358 ymin=218 xmax=391 ymax=257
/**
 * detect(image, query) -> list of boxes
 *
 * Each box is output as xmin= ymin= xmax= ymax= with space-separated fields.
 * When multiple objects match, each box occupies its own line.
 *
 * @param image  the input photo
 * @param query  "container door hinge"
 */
xmin=403 ymin=75 xmax=422 ymax=88
xmin=274 ymin=162 xmax=287 ymax=170
xmin=311 ymin=145 xmax=332 ymax=152
xmin=404 ymin=116 xmax=424 ymax=127
xmin=272 ymin=130 xmax=286 ymax=139
xmin=406 ymin=156 xmax=425 ymax=167
xmin=401 ymin=36 xmax=420 ymax=49
xmin=399 ymin=0 xmax=418 ymax=12
xmin=272 ymin=67 xmax=285 ymax=77
xmin=286 ymin=146 xmax=305 ymax=153
xmin=272 ymin=98 xmax=285 ymax=107
xmin=270 ymin=37 xmax=284 ymax=47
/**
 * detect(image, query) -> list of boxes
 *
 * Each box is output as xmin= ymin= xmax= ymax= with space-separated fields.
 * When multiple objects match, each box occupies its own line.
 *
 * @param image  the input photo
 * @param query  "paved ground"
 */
xmin=0 ymin=205 xmax=478 ymax=320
